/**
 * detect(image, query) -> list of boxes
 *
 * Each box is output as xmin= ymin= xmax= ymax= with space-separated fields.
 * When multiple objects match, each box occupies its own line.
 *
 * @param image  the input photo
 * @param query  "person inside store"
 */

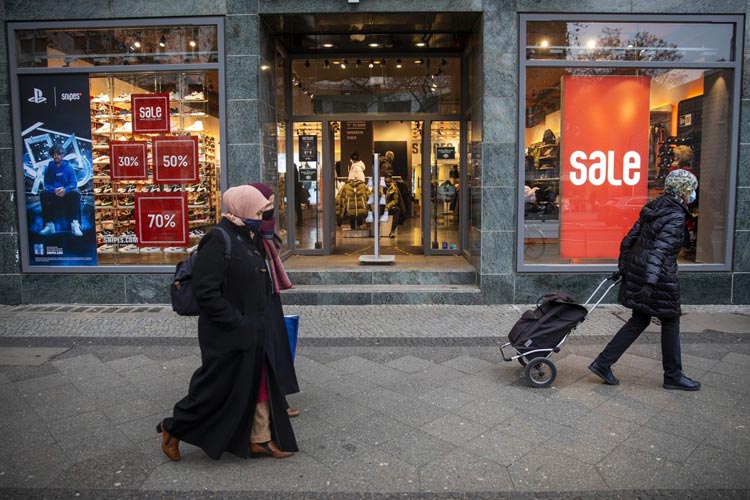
xmin=588 ymin=169 xmax=701 ymax=391
xmin=380 ymin=150 xmax=395 ymax=176
xmin=293 ymin=164 xmax=305 ymax=227
xmin=449 ymin=165 xmax=460 ymax=218
xmin=337 ymin=177 xmax=369 ymax=229
xmin=157 ymin=185 xmax=297 ymax=461
xmin=384 ymin=174 xmax=405 ymax=238
xmin=347 ymin=152 xmax=366 ymax=183
xmin=249 ymin=182 xmax=300 ymax=419
xmin=668 ymin=145 xmax=698 ymax=257
xmin=39 ymin=144 xmax=83 ymax=237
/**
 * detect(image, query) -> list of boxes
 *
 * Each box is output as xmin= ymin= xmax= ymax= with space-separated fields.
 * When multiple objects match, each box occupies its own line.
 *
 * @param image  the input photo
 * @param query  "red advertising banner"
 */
xmin=132 ymin=93 xmax=170 ymax=134
xmin=134 ymin=193 xmax=189 ymax=247
xmin=153 ymin=136 xmax=199 ymax=184
xmin=560 ymin=75 xmax=650 ymax=259
xmin=110 ymin=141 xmax=148 ymax=180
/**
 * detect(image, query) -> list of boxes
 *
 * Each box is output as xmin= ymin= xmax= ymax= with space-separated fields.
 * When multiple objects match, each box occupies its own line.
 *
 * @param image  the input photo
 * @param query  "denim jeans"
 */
xmin=595 ymin=309 xmax=682 ymax=381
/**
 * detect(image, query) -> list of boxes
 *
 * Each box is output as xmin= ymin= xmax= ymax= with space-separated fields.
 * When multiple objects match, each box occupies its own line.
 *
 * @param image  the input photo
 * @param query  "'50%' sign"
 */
xmin=153 ymin=136 xmax=200 ymax=183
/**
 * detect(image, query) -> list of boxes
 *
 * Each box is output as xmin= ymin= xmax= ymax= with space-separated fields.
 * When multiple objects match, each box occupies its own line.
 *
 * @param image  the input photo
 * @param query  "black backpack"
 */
xmin=170 ymin=226 xmax=231 ymax=316
xmin=508 ymin=291 xmax=588 ymax=352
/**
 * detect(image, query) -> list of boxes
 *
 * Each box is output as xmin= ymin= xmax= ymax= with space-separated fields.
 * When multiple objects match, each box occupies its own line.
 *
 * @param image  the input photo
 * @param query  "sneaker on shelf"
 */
xmin=120 ymin=197 xmax=135 ymax=206
xmin=97 ymin=244 xmax=116 ymax=253
xmin=170 ymin=107 xmax=179 ymax=116
xmin=91 ymin=93 xmax=110 ymax=103
xmin=94 ymin=123 xmax=111 ymax=134
xmin=114 ymin=122 xmax=132 ymax=133
xmin=189 ymin=228 xmax=205 ymax=238
xmin=189 ymin=111 xmax=206 ymax=116
xmin=113 ymin=93 xmax=131 ymax=103
xmin=164 ymin=247 xmax=185 ymax=253
xmin=184 ymin=91 xmax=204 ymax=100
xmin=118 ymin=244 xmax=139 ymax=253
xmin=99 ymin=229 xmax=114 ymax=237
xmin=93 ymin=155 xmax=110 ymax=164
xmin=94 ymin=184 xmax=109 ymax=194
xmin=185 ymin=120 xmax=204 ymax=132
xmin=140 ymin=247 xmax=162 ymax=253
xmin=121 ymin=229 xmax=136 ymax=236
xmin=169 ymin=91 xmax=180 ymax=101
xmin=191 ymin=195 xmax=207 ymax=205
xmin=100 ymin=198 xmax=114 ymax=207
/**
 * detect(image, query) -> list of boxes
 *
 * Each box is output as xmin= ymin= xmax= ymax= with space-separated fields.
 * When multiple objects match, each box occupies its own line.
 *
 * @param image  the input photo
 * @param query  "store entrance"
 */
xmin=288 ymin=119 xmax=463 ymax=256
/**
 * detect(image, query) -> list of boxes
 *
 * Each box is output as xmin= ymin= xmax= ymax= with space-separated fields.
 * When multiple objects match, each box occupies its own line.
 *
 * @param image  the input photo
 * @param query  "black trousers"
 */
xmin=40 ymin=190 xmax=81 ymax=225
xmin=594 ymin=309 xmax=683 ymax=381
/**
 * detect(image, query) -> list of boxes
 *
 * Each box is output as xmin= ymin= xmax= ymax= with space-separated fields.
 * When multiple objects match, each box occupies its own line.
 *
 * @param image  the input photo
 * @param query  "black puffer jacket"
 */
xmin=617 ymin=195 xmax=691 ymax=318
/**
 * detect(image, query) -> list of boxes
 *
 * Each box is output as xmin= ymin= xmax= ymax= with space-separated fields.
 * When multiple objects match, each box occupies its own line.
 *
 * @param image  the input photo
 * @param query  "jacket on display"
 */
xmin=337 ymin=179 xmax=369 ymax=218
xmin=617 ymin=195 xmax=691 ymax=318
xmin=163 ymin=218 xmax=297 ymax=459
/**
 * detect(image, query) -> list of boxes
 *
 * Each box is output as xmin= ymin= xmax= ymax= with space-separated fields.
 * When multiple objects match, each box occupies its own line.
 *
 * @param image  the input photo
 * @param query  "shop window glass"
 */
xmin=15 ymin=24 xmax=218 ymax=68
xmin=521 ymin=17 xmax=740 ymax=269
xmin=291 ymin=57 xmax=460 ymax=115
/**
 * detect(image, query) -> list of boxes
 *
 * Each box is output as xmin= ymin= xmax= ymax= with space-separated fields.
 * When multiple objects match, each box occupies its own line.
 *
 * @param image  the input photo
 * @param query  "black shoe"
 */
xmin=663 ymin=375 xmax=701 ymax=391
xmin=588 ymin=361 xmax=620 ymax=385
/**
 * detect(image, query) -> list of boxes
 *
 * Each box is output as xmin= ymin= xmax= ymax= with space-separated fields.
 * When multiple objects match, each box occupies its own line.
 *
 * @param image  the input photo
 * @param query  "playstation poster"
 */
xmin=20 ymin=74 xmax=97 ymax=266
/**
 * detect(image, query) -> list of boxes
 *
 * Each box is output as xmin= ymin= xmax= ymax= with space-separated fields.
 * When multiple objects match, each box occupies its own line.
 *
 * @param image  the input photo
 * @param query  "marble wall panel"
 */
xmin=227 ymin=1 xmax=258 ymax=14
xmin=227 ymin=144 xmax=261 ymax=187
xmin=373 ymin=291 xmax=483 ymax=305
xmin=734 ymin=230 xmax=750 ymax=272
xmin=482 ymin=9 xmax=516 ymax=53
xmin=4 ymin=0 xmax=111 ymax=19
xmin=22 ymin=274 xmax=127 ymax=303
xmin=679 ymin=273 xmax=732 ymax=304
xmin=631 ymin=0 xmax=745 ymax=13
xmin=737 ymin=187 xmax=750 ymax=230
xmin=125 ymin=274 xmax=172 ymax=303
xmin=480 ymin=230 xmax=514 ymax=275
xmin=226 ymin=14 xmax=259 ymax=56
xmin=109 ymin=0 xmax=226 ymax=17
xmin=733 ymin=273 xmax=750 ymax=304
xmin=484 ymin=51 xmax=516 ymax=99
xmin=226 ymin=55 xmax=259 ymax=100
xmin=0 ymin=191 xmax=17 ymax=233
xmin=258 ymin=0 xmax=481 ymax=14
xmin=0 ymin=148 xmax=14 ymax=191
xmin=478 ymin=273 xmax=514 ymax=304
xmin=515 ymin=0 xmax=631 ymax=12
xmin=514 ymin=273 xmax=613 ymax=304
xmin=282 ymin=291 xmax=371 ymax=306
xmin=0 ymin=233 xmax=20 ymax=274
xmin=372 ymin=271 xmax=477 ymax=286
xmin=483 ymin=97 xmax=516 ymax=144
xmin=739 ymin=145 xmax=750 ymax=187
xmin=482 ymin=142 xmax=516 ymax=187
xmin=741 ymin=100 xmax=750 ymax=145
xmin=482 ymin=187 xmax=516 ymax=231
xmin=286 ymin=271 xmax=371 ymax=286
xmin=226 ymin=99 xmax=259 ymax=145
xmin=0 ymin=274 xmax=21 ymax=304
xmin=0 ymin=104 xmax=11 ymax=148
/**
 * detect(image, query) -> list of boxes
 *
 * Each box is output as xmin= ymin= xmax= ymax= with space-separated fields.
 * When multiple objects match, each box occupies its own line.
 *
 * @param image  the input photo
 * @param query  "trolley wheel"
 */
xmin=524 ymin=357 xmax=557 ymax=388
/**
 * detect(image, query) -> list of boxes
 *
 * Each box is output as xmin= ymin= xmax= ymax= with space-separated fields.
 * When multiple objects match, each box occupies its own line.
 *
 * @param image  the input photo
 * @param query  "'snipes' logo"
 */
xmin=28 ymin=88 xmax=46 ymax=104
xmin=61 ymin=92 xmax=82 ymax=101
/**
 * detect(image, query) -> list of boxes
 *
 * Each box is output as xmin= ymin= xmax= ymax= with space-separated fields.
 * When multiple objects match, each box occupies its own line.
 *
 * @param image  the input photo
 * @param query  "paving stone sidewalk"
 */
xmin=0 ymin=304 xmax=749 ymax=498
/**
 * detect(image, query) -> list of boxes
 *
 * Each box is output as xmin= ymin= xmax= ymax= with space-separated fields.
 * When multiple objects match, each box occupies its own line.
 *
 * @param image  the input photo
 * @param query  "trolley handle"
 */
xmin=583 ymin=276 xmax=621 ymax=316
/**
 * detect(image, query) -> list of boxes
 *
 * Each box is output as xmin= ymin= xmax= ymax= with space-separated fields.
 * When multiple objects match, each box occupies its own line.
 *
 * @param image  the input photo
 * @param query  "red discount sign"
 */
xmin=134 ymin=193 xmax=189 ymax=247
xmin=110 ymin=141 xmax=148 ymax=180
xmin=560 ymin=75 xmax=650 ymax=259
xmin=132 ymin=93 xmax=170 ymax=134
xmin=153 ymin=136 xmax=199 ymax=184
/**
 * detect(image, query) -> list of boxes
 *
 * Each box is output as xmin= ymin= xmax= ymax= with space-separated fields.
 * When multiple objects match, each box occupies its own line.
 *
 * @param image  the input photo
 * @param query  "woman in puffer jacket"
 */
xmin=588 ymin=169 xmax=701 ymax=391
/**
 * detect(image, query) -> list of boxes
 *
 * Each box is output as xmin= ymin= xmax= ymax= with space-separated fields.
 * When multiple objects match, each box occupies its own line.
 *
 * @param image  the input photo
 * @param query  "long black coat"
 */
xmin=164 ymin=218 xmax=297 ymax=459
xmin=617 ymin=195 xmax=691 ymax=318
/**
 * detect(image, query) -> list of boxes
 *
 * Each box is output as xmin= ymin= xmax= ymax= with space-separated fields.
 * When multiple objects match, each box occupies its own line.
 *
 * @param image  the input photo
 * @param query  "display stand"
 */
xmin=359 ymin=152 xmax=395 ymax=265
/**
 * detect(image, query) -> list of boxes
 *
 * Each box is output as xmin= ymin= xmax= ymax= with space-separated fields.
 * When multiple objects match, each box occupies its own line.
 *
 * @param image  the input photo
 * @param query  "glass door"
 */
xmin=292 ymin=121 xmax=324 ymax=252
xmin=426 ymin=120 xmax=461 ymax=253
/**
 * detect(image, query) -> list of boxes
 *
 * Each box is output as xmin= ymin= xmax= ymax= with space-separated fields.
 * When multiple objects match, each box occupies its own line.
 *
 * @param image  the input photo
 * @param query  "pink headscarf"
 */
xmin=247 ymin=182 xmax=292 ymax=294
xmin=221 ymin=185 xmax=272 ymax=225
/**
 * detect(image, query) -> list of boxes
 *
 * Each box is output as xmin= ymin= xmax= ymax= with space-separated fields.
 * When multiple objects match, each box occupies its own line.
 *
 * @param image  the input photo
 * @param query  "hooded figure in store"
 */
xmin=157 ymin=185 xmax=297 ymax=461
xmin=380 ymin=150 xmax=395 ymax=176
xmin=588 ymin=169 xmax=702 ymax=392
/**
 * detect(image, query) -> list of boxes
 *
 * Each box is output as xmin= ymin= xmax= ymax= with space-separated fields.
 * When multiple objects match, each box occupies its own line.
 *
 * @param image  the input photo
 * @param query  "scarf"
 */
xmin=248 ymin=182 xmax=292 ymax=295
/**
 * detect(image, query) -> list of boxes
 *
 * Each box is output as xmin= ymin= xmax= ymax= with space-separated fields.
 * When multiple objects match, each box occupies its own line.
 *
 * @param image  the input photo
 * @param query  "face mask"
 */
xmin=687 ymin=190 xmax=696 ymax=204
xmin=262 ymin=209 xmax=274 ymax=221
xmin=241 ymin=218 xmax=263 ymax=233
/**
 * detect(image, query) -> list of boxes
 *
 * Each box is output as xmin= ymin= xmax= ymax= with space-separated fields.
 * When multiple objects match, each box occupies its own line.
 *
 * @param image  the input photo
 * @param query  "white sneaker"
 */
xmin=40 ymin=222 xmax=55 ymax=235
xmin=94 ymin=123 xmax=111 ymax=134
xmin=118 ymin=244 xmax=140 ymax=253
xmin=140 ymin=247 xmax=161 ymax=253
xmin=114 ymin=122 xmax=132 ymax=133
xmin=97 ymin=244 xmax=115 ymax=253
xmin=70 ymin=220 xmax=83 ymax=237
xmin=164 ymin=246 xmax=185 ymax=253
xmin=185 ymin=120 xmax=204 ymax=132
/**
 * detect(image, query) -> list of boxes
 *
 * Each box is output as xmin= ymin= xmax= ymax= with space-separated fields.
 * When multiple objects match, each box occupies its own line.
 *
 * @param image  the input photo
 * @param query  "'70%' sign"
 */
xmin=134 ymin=193 xmax=189 ymax=247
xmin=153 ymin=136 xmax=200 ymax=184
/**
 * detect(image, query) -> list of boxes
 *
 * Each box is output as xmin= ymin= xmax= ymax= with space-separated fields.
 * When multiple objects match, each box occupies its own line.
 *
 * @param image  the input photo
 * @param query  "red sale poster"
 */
xmin=110 ymin=141 xmax=148 ymax=180
xmin=132 ymin=93 xmax=170 ymax=134
xmin=134 ymin=193 xmax=189 ymax=247
xmin=560 ymin=75 xmax=650 ymax=259
xmin=153 ymin=136 xmax=199 ymax=184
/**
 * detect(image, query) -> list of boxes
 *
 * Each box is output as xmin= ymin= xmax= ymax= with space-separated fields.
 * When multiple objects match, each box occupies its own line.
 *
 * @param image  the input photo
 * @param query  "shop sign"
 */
xmin=153 ymin=136 xmax=199 ymax=183
xmin=299 ymin=135 xmax=317 ymax=162
xmin=299 ymin=167 xmax=317 ymax=181
xmin=436 ymin=146 xmax=455 ymax=159
xmin=560 ymin=75 xmax=650 ymax=259
xmin=132 ymin=93 xmax=170 ymax=134
xmin=110 ymin=141 xmax=148 ymax=180
xmin=134 ymin=193 xmax=189 ymax=247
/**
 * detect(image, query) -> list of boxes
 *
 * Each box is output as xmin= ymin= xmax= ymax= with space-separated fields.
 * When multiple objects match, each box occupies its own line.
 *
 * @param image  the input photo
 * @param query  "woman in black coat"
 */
xmin=589 ymin=169 xmax=701 ymax=391
xmin=157 ymin=185 xmax=297 ymax=461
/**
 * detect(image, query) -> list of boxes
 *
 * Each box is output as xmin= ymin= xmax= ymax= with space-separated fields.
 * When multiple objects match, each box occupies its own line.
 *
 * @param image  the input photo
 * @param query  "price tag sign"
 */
xmin=110 ymin=141 xmax=148 ymax=180
xmin=132 ymin=93 xmax=170 ymax=133
xmin=436 ymin=146 xmax=455 ymax=160
xmin=134 ymin=193 xmax=189 ymax=247
xmin=153 ymin=136 xmax=199 ymax=183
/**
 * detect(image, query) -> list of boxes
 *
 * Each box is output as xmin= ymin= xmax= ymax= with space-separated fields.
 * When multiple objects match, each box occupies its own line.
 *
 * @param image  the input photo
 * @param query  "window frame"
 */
xmin=517 ymin=13 xmax=744 ymax=273
xmin=9 ymin=17 xmax=226 ymax=273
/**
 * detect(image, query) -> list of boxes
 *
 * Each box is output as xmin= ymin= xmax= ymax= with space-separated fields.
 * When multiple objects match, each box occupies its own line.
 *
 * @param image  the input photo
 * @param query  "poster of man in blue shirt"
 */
xmin=39 ymin=144 xmax=83 ymax=237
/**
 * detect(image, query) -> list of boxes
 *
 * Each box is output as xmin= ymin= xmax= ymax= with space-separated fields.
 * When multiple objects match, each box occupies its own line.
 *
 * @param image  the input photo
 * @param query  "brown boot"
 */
xmin=156 ymin=420 xmax=180 ymax=461
xmin=250 ymin=440 xmax=294 ymax=458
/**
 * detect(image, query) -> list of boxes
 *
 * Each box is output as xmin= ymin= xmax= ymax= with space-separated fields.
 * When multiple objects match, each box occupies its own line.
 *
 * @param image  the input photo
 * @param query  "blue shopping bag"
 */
xmin=284 ymin=315 xmax=299 ymax=361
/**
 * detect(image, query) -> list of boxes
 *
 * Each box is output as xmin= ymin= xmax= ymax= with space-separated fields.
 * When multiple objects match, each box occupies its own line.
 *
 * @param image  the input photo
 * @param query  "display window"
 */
xmin=519 ymin=15 xmax=742 ymax=270
xmin=10 ymin=20 xmax=223 ymax=270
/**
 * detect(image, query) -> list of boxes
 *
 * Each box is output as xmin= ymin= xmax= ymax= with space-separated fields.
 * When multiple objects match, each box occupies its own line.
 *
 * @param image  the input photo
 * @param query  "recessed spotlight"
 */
xmin=415 ymin=41 xmax=426 ymax=47
xmin=159 ymin=35 xmax=166 ymax=48
xmin=414 ymin=58 xmax=423 ymax=64
xmin=260 ymin=64 xmax=270 ymax=71
xmin=133 ymin=41 xmax=141 ymax=49
xmin=322 ymin=43 xmax=334 ymax=48
xmin=540 ymin=39 xmax=549 ymax=48
xmin=368 ymin=59 xmax=374 ymax=68
xmin=341 ymin=59 xmax=347 ymax=68
xmin=396 ymin=59 xmax=402 ymax=68
xmin=586 ymin=39 xmax=597 ymax=49
xmin=189 ymin=40 xmax=196 ymax=47
xmin=368 ymin=42 xmax=380 ymax=48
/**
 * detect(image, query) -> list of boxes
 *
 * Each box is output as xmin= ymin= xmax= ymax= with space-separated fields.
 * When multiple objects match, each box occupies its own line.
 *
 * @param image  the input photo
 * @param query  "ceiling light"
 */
xmin=189 ymin=40 xmax=197 ymax=47
xmin=133 ymin=41 xmax=141 ymax=49
xmin=586 ymin=39 xmax=597 ymax=49
xmin=260 ymin=64 xmax=270 ymax=71
xmin=396 ymin=59 xmax=402 ymax=68
xmin=341 ymin=59 xmax=347 ymax=69
xmin=159 ymin=35 xmax=166 ymax=48
xmin=368 ymin=59 xmax=374 ymax=68
xmin=368 ymin=43 xmax=380 ymax=48
xmin=540 ymin=39 xmax=549 ymax=48
xmin=322 ymin=43 xmax=334 ymax=48
xmin=415 ymin=41 xmax=426 ymax=47
xmin=415 ymin=58 xmax=423 ymax=64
